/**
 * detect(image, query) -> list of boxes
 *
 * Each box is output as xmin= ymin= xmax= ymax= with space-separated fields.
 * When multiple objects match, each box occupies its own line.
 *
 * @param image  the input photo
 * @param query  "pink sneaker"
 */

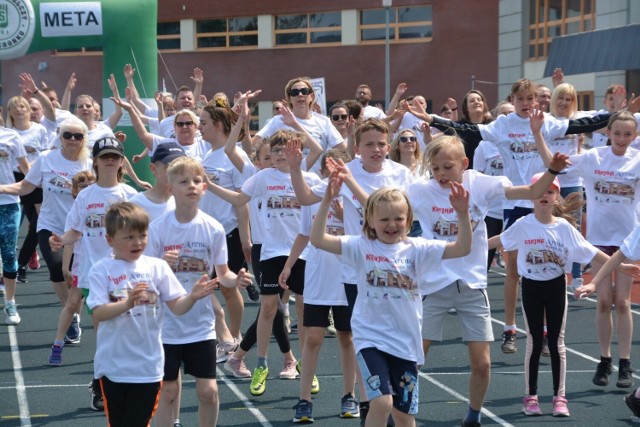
xmin=522 ymin=395 xmax=542 ymax=416
xmin=279 ymin=359 xmax=298 ymax=379
xmin=552 ymin=396 xmax=570 ymax=417
xmin=224 ymin=355 xmax=251 ymax=378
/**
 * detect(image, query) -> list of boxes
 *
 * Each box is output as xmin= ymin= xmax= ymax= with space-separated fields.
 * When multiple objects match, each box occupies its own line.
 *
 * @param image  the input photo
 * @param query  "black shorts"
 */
xmin=303 ymin=304 xmax=352 ymax=332
xmin=259 ymin=256 xmax=305 ymax=296
xmin=163 ymin=339 xmax=217 ymax=381
xmin=38 ymin=229 xmax=65 ymax=283
xmin=344 ymin=283 xmax=358 ymax=312
xmin=211 ymin=228 xmax=245 ymax=278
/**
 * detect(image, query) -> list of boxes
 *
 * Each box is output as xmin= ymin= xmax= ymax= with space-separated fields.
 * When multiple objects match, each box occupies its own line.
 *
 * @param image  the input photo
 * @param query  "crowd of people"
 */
xmin=1 ymin=64 xmax=640 ymax=427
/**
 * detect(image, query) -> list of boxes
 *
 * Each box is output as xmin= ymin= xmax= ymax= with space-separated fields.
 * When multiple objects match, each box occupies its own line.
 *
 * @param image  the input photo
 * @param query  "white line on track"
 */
xmin=418 ymin=372 xmax=514 ymax=426
xmin=218 ymin=371 xmax=273 ymax=426
xmin=8 ymin=325 xmax=32 ymax=427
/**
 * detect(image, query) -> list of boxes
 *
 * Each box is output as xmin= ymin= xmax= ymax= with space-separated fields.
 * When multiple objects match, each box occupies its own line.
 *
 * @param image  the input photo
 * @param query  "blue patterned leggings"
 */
xmin=0 ymin=203 xmax=21 ymax=279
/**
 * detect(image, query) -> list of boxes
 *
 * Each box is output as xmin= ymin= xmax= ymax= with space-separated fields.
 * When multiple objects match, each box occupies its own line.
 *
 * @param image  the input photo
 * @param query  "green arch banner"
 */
xmin=1 ymin=0 xmax=158 ymax=182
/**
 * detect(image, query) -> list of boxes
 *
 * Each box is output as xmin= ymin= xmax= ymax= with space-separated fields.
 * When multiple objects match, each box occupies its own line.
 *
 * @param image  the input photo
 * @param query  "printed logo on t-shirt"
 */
xmin=593 ymin=172 xmax=638 ymax=204
xmin=207 ymin=171 xmax=220 ymax=185
xmin=366 ymin=267 xmax=413 ymax=290
xmin=508 ymin=140 xmax=538 ymax=160
xmin=266 ymin=192 xmax=301 ymax=217
xmin=47 ymin=174 xmax=73 ymax=193
xmin=487 ymin=156 xmax=504 ymax=175
xmin=523 ymin=238 xmax=567 ymax=277
xmin=163 ymin=242 xmax=210 ymax=274
xmin=0 ymin=149 xmax=9 ymax=160
xmin=107 ymin=275 xmax=159 ymax=317
xmin=431 ymin=205 xmax=481 ymax=240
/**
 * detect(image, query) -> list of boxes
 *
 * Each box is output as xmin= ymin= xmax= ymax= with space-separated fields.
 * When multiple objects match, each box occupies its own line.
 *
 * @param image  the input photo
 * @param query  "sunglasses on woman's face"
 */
xmin=175 ymin=121 xmax=194 ymax=128
xmin=288 ymin=87 xmax=310 ymax=97
xmin=400 ymin=136 xmax=417 ymax=143
xmin=62 ymin=132 xmax=84 ymax=140
xmin=332 ymin=114 xmax=348 ymax=121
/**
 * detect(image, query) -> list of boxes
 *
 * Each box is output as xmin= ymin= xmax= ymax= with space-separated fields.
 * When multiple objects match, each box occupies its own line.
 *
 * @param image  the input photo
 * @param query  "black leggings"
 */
xmin=15 ymin=172 xmax=42 ymax=267
xmin=484 ymin=215 xmax=503 ymax=271
xmin=521 ymin=275 xmax=568 ymax=397
xmin=239 ymin=305 xmax=291 ymax=353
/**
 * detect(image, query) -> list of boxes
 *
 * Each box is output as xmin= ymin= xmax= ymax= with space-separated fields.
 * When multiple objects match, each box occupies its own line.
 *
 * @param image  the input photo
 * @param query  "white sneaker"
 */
xmin=4 ymin=302 xmax=21 ymax=325
xmin=216 ymin=340 xmax=238 ymax=363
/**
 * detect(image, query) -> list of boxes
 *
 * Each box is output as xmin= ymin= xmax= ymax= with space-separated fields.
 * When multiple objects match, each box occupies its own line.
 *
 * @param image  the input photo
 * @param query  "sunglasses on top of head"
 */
xmin=288 ymin=87 xmax=310 ymax=97
xmin=62 ymin=132 xmax=84 ymax=140
xmin=400 ymin=136 xmax=417 ymax=143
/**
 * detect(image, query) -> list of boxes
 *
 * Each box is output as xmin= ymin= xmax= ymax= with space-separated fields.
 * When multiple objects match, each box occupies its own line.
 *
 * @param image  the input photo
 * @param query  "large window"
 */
xmin=528 ymin=0 xmax=595 ymax=59
xmin=360 ymin=6 xmax=432 ymax=43
xmin=197 ymin=17 xmax=258 ymax=50
xmin=274 ymin=12 xmax=341 ymax=46
xmin=158 ymin=21 xmax=181 ymax=52
xmin=53 ymin=46 xmax=102 ymax=56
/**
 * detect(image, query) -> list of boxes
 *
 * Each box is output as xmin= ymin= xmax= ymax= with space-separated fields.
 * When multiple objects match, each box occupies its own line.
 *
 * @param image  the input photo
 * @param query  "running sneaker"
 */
xmin=173 ymin=422 xmax=183 ymax=427
xmin=541 ymin=334 xmax=550 ymax=357
xmin=460 ymin=420 xmax=481 ymax=427
xmin=340 ymin=393 xmax=360 ymax=418
xmin=246 ymin=282 xmax=260 ymax=301
xmin=250 ymin=366 xmax=268 ymax=396
xmin=89 ymin=379 xmax=104 ymax=411
xmin=17 ymin=266 xmax=28 ymax=283
xmin=216 ymin=340 xmax=238 ymax=364
xmin=279 ymin=359 xmax=298 ymax=379
xmin=617 ymin=363 xmax=634 ymax=388
xmin=293 ymin=399 xmax=314 ymax=423
xmin=296 ymin=361 xmax=319 ymax=393
xmin=28 ymin=251 xmax=40 ymax=270
xmin=48 ymin=345 xmax=63 ymax=366
xmin=593 ymin=360 xmax=613 ymax=386
xmin=495 ymin=251 xmax=506 ymax=268
xmin=501 ymin=330 xmax=517 ymax=354
xmin=65 ymin=313 xmax=82 ymax=344
xmin=225 ymin=355 xmax=251 ymax=378
xmin=4 ymin=301 xmax=21 ymax=325
xmin=625 ymin=390 xmax=640 ymax=417
xmin=325 ymin=310 xmax=337 ymax=337
xmin=522 ymin=395 xmax=542 ymax=416
xmin=552 ymin=395 xmax=570 ymax=417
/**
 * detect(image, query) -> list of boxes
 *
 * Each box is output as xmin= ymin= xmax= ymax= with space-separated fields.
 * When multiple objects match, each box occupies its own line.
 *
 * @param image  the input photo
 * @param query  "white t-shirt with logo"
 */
xmin=311 ymin=159 xmax=414 ymax=284
xmin=14 ymin=123 xmax=50 ymax=169
xmin=478 ymin=113 xmax=568 ymax=209
xmin=146 ymin=210 xmax=228 ymax=344
xmin=341 ymin=235 xmax=446 ymax=364
xmin=25 ymin=150 xmax=92 ymax=234
xmin=566 ymin=146 xmax=640 ymax=246
xmin=200 ymin=146 xmax=251 ymax=234
xmin=151 ymin=135 xmax=209 ymax=161
xmin=0 ymin=128 xmax=27 ymax=205
xmin=620 ymin=225 xmax=640 ymax=261
xmin=241 ymin=168 xmax=320 ymax=261
xmin=255 ymin=112 xmax=344 ymax=176
xmin=87 ymin=255 xmax=186 ymax=383
xmin=409 ymin=170 xmax=510 ymax=293
xmin=500 ymin=214 xmax=597 ymax=281
xmin=299 ymin=197 xmax=347 ymax=305
xmin=65 ymin=183 xmax=139 ymax=287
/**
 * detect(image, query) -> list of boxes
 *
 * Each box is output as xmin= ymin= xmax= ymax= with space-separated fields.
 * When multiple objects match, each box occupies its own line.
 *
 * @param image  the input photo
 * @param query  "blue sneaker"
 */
xmin=65 ymin=314 xmax=82 ymax=344
xmin=293 ymin=399 xmax=314 ymax=423
xmin=49 ymin=345 xmax=63 ymax=366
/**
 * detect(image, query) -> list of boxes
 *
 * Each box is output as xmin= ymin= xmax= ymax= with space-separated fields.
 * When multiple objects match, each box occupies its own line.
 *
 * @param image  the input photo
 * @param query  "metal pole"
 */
xmin=385 ymin=6 xmax=391 ymax=109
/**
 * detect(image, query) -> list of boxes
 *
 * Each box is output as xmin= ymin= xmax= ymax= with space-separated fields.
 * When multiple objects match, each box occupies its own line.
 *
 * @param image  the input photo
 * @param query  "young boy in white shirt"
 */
xmin=146 ymin=157 xmax=252 ymax=427
xmin=86 ymin=202 xmax=219 ymax=427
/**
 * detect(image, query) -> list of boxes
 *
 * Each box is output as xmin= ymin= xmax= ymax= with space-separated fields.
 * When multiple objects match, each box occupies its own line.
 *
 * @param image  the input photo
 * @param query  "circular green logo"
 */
xmin=0 ymin=0 xmax=35 ymax=60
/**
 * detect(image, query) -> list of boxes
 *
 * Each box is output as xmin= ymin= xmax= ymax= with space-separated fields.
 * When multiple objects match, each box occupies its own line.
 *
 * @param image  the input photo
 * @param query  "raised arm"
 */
xmin=442 ymin=181 xmax=472 ymax=259
xmin=285 ymin=139 xmax=322 ymax=205
xmin=61 ymin=72 xmax=76 ymax=111
xmin=203 ymin=175 xmax=251 ymax=206
xmin=190 ymin=67 xmax=204 ymax=105
xmin=20 ymin=73 xmax=55 ymax=122
xmin=386 ymin=82 xmax=407 ymax=115
xmin=110 ymin=97 xmax=154 ymax=150
xmin=123 ymin=64 xmax=150 ymax=114
xmin=106 ymin=74 xmax=123 ymax=129
xmin=225 ymin=93 xmax=253 ymax=170
xmin=328 ymin=157 xmax=369 ymax=207
xmin=0 ymin=180 xmax=38 ymax=197
xmin=530 ymin=109 xmax=554 ymax=167
xmin=309 ymin=173 xmax=343 ymax=254
xmin=505 ymin=152 xmax=570 ymax=200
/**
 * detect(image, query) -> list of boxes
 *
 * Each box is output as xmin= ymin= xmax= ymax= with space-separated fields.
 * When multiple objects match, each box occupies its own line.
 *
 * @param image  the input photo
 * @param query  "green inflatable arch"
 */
xmin=1 ymin=0 xmax=158 ymax=182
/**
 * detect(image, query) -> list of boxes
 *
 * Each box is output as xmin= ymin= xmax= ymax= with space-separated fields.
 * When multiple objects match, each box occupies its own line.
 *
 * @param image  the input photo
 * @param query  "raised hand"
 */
xmin=548 ymin=152 xmax=571 ymax=172
xmin=552 ymin=68 xmax=564 ymax=87
xmin=395 ymin=82 xmax=407 ymax=96
xmin=66 ymin=72 xmax=77 ymax=91
xmin=285 ymin=138 xmax=303 ymax=170
xmin=190 ymin=274 xmax=219 ymax=300
xmin=448 ymin=181 xmax=469 ymax=213
xmin=19 ymin=73 xmax=37 ymax=95
xmin=123 ymin=64 xmax=135 ymax=80
xmin=529 ymin=108 xmax=545 ymax=134
xmin=191 ymin=67 xmax=204 ymax=86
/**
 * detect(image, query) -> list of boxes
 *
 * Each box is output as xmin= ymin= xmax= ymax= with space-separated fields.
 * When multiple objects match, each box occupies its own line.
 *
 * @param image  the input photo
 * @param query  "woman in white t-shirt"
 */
xmin=252 ymin=77 xmax=345 ymax=176
xmin=6 ymin=96 xmax=50 ymax=283
xmin=0 ymin=118 xmax=92 ymax=310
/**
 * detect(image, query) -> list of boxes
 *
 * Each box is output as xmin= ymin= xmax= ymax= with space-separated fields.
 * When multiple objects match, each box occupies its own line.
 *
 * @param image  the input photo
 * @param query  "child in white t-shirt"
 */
xmin=408 ymin=135 xmax=569 ymax=426
xmin=310 ymin=176 xmax=472 ymax=426
xmin=146 ymin=157 xmax=251 ymax=427
xmin=535 ymin=109 xmax=640 ymax=389
xmin=489 ymin=173 xmax=631 ymax=418
xmin=87 ymin=202 xmax=218 ymax=427
xmin=49 ymin=136 xmax=138 ymax=411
